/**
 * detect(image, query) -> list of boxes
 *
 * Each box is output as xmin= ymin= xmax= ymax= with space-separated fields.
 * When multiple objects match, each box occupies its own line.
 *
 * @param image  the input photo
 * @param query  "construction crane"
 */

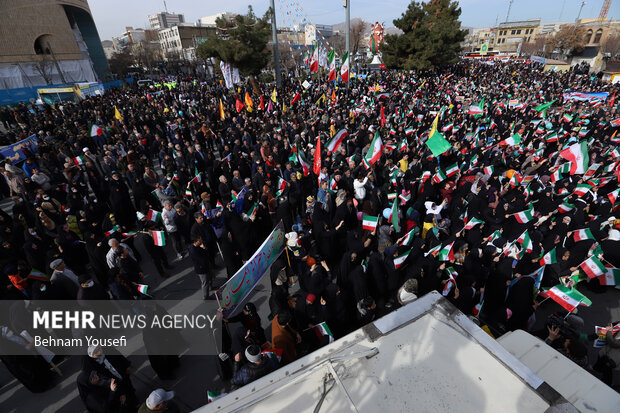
xmin=599 ymin=0 xmax=612 ymax=20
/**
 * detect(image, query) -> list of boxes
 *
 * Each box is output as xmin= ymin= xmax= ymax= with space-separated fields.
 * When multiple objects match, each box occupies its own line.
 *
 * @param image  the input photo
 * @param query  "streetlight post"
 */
xmin=270 ymin=0 xmax=282 ymax=89
xmin=344 ymin=0 xmax=350 ymax=89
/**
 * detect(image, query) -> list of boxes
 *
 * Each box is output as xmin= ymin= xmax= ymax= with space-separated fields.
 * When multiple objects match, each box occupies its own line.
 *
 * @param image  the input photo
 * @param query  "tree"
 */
xmin=520 ymin=36 xmax=548 ymax=58
xmin=197 ymin=6 xmax=271 ymax=93
xmin=382 ymin=0 xmax=466 ymax=70
xmin=350 ymin=20 xmax=368 ymax=56
xmin=601 ymin=33 xmax=620 ymax=60
xmin=34 ymin=55 xmax=54 ymax=85
xmin=108 ymin=48 xmax=136 ymax=78
xmin=546 ymin=26 xmax=586 ymax=55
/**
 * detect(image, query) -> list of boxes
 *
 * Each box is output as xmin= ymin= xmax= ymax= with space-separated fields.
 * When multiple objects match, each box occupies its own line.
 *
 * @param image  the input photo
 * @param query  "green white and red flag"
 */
xmin=445 ymin=163 xmax=459 ymax=177
xmin=27 ymin=269 xmax=50 ymax=282
xmin=297 ymin=149 xmax=311 ymax=176
xmin=573 ymin=228 xmax=595 ymax=242
xmin=512 ymin=208 xmax=534 ymax=223
xmin=136 ymin=284 xmax=151 ymax=296
xmin=393 ymin=249 xmax=411 ymax=269
xmin=607 ymin=188 xmax=619 ymax=205
xmin=516 ymin=230 xmax=533 ymax=253
xmin=146 ymin=209 xmax=161 ymax=222
xmin=104 ymin=225 xmax=120 ymax=237
xmin=362 ymin=215 xmax=379 ymax=231
xmin=572 ymin=184 xmax=592 ymax=197
xmin=463 ymin=217 xmax=484 ymax=230
xmin=438 ymin=241 xmax=455 ymax=261
xmin=313 ymin=321 xmax=334 ymax=343
xmin=557 ymin=201 xmax=575 ymax=213
xmin=483 ymin=166 xmax=494 ymax=175
xmin=425 ymin=244 xmax=442 ymax=257
xmin=499 ymin=133 xmax=522 ymax=146
xmin=389 ymin=201 xmax=400 ymax=232
xmin=598 ymin=266 xmax=620 ymax=286
xmin=540 ymin=284 xmax=591 ymax=312
xmin=73 ymin=156 xmax=85 ymax=166
xmin=405 ymin=127 xmax=414 ymax=136
xmin=579 ymin=255 xmax=606 ymax=278
xmin=562 ymin=113 xmax=574 ymax=123
xmin=364 ymin=131 xmax=383 ymax=165
xmin=340 ymin=52 xmax=349 ymax=82
xmin=398 ymin=138 xmax=408 ymax=152
xmin=539 ymin=247 xmax=557 ymax=266
xmin=432 ymin=170 xmax=447 ymax=184
xmin=546 ymin=132 xmax=559 ymax=142
xmin=327 ymin=49 xmax=336 ymax=81
xmin=151 ymin=231 xmax=166 ymax=246
xmin=583 ymin=163 xmax=600 ymax=178
xmin=399 ymin=228 xmax=416 ymax=246
xmin=559 ymin=141 xmax=589 ymax=174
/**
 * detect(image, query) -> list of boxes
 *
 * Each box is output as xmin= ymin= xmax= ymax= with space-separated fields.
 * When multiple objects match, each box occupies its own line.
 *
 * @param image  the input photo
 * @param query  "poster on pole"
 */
xmin=216 ymin=221 xmax=286 ymax=317
xmin=0 ymin=134 xmax=37 ymax=164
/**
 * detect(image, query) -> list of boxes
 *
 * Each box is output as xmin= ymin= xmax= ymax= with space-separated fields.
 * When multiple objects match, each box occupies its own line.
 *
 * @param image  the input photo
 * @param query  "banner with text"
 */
xmin=216 ymin=221 xmax=286 ymax=317
xmin=0 ymin=134 xmax=37 ymax=164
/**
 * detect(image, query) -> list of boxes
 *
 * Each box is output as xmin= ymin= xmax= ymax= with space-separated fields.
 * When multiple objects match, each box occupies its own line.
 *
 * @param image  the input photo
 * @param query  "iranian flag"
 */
xmin=540 ymin=285 xmax=591 ymax=312
xmin=399 ymin=228 xmax=416 ymax=246
xmin=557 ymin=201 xmax=575 ymax=213
xmin=583 ymin=163 xmax=600 ymax=178
xmin=297 ymin=149 xmax=311 ymax=176
xmin=562 ymin=113 xmax=574 ymax=123
xmin=610 ymin=118 xmax=620 ymax=127
xmin=327 ymin=50 xmax=336 ymax=81
xmin=104 ymin=225 xmax=120 ymax=236
xmin=192 ymin=172 xmax=202 ymax=183
xmin=405 ymin=127 xmax=414 ymax=136
xmin=398 ymin=138 xmax=407 ymax=152
xmin=276 ymin=177 xmax=287 ymax=196
xmin=579 ymin=255 xmax=606 ymax=278
xmin=445 ymin=163 xmax=459 ymax=177
xmin=512 ymin=208 xmax=534 ymax=223
xmin=573 ymin=228 xmax=595 ymax=242
xmin=136 ymin=284 xmax=151 ymax=296
xmin=499 ymin=133 xmax=522 ymax=146
xmin=432 ymin=170 xmax=447 ymax=184
xmin=559 ymin=141 xmax=589 ymax=174
xmin=468 ymin=103 xmax=484 ymax=116
xmin=207 ymin=390 xmax=226 ymax=404
xmin=425 ymin=244 xmax=442 ymax=257
xmin=310 ymin=44 xmax=319 ymax=72
xmin=517 ymin=230 xmax=533 ymax=252
xmin=539 ymin=248 xmax=557 ymax=266
xmin=326 ymin=128 xmax=348 ymax=153
xmin=394 ymin=249 xmax=411 ymax=269
xmin=598 ymin=266 xmax=620 ymax=286
xmin=464 ymin=217 xmax=484 ymax=230
xmin=73 ymin=156 xmax=85 ymax=166
xmin=608 ymin=188 xmax=619 ymax=205
xmin=483 ymin=166 xmax=494 ymax=175
xmin=546 ymin=132 xmax=559 ymax=143
xmin=438 ymin=241 xmax=455 ymax=261
xmin=146 ymin=209 xmax=162 ymax=222
xmin=362 ymin=215 xmax=379 ymax=231
xmin=364 ymin=131 xmax=383 ymax=165
xmin=185 ymin=188 xmax=192 ymax=197
xmin=313 ymin=322 xmax=335 ymax=343
xmin=27 ymin=269 xmax=50 ymax=282
xmin=151 ymin=231 xmax=166 ymax=246
xmin=90 ymin=124 xmax=103 ymax=137
xmin=340 ymin=52 xmax=349 ymax=82
xmin=573 ymin=184 xmax=592 ymax=197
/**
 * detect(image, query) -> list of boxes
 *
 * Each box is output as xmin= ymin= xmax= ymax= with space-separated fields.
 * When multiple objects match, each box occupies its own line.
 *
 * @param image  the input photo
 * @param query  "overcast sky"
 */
xmin=89 ymin=0 xmax=620 ymax=40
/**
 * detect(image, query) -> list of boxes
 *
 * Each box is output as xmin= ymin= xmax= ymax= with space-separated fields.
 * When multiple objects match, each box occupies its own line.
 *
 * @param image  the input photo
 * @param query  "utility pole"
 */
xmin=505 ymin=0 xmax=514 ymax=23
xmin=270 ymin=0 xmax=282 ymax=88
xmin=572 ymin=1 xmax=587 ymax=35
xmin=344 ymin=0 xmax=350 ymax=89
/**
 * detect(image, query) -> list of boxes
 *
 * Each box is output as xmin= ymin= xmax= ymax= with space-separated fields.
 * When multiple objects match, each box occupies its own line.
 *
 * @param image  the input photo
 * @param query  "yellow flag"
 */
xmin=271 ymin=88 xmax=277 ymax=102
xmin=219 ymin=99 xmax=225 ymax=120
xmin=282 ymin=101 xmax=287 ymax=113
xmin=316 ymin=93 xmax=326 ymax=105
xmin=330 ymin=124 xmax=336 ymax=137
xmin=429 ymin=111 xmax=440 ymax=137
xmin=114 ymin=106 xmax=122 ymax=121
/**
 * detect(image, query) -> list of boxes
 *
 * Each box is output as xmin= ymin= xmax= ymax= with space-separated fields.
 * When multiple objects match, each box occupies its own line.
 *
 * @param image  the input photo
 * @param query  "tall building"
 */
xmin=148 ymin=12 xmax=185 ymax=30
xmin=158 ymin=25 xmax=216 ymax=61
xmin=198 ymin=12 xmax=235 ymax=27
xmin=0 ymin=0 xmax=109 ymax=87
xmin=494 ymin=19 xmax=541 ymax=54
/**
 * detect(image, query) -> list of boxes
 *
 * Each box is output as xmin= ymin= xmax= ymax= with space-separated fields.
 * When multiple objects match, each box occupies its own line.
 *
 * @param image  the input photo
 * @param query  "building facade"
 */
xmin=148 ymin=12 xmax=185 ymax=30
xmin=158 ymin=25 xmax=216 ymax=60
xmin=494 ymin=19 xmax=541 ymax=54
xmin=0 ymin=0 xmax=109 ymax=87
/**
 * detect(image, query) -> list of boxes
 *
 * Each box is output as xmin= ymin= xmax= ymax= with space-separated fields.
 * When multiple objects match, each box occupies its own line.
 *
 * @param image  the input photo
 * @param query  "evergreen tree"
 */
xmin=197 ymin=6 xmax=271 ymax=91
xmin=382 ymin=0 xmax=467 ymax=71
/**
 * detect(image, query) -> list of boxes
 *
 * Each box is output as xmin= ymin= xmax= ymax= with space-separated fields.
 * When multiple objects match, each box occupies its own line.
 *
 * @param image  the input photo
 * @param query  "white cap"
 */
xmin=82 ymin=147 xmax=89 ymax=153
xmin=609 ymin=229 xmax=620 ymax=241
xmin=136 ymin=211 xmax=145 ymax=220
xmin=146 ymin=389 xmax=175 ymax=409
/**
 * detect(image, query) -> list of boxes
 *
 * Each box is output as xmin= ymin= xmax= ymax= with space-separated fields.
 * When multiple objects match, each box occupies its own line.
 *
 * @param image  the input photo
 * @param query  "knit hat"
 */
xmin=245 ymin=345 xmax=261 ymax=363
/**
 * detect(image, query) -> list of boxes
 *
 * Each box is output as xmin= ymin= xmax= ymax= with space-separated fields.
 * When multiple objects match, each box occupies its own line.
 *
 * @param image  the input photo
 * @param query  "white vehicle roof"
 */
xmin=498 ymin=329 xmax=620 ymax=413
xmin=195 ymin=292 xmax=578 ymax=413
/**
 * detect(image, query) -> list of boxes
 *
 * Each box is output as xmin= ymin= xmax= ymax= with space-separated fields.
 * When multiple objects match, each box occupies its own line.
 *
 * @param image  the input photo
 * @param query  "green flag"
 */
xmin=390 ymin=201 xmax=400 ymax=232
xmin=533 ymin=99 xmax=557 ymax=112
xmin=425 ymin=131 xmax=452 ymax=157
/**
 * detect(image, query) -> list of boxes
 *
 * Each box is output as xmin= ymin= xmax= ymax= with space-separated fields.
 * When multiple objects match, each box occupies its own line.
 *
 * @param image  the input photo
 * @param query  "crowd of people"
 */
xmin=0 ymin=58 xmax=620 ymax=411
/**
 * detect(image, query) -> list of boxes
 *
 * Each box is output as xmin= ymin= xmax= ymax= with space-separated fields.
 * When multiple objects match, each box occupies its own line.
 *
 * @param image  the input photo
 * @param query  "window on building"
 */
xmin=585 ymin=29 xmax=593 ymax=44
xmin=593 ymin=29 xmax=603 ymax=43
xmin=34 ymin=35 xmax=52 ymax=55
xmin=511 ymin=30 xmax=516 ymax=35
xmin=516 ymin=30 xmax=521 ymax=35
